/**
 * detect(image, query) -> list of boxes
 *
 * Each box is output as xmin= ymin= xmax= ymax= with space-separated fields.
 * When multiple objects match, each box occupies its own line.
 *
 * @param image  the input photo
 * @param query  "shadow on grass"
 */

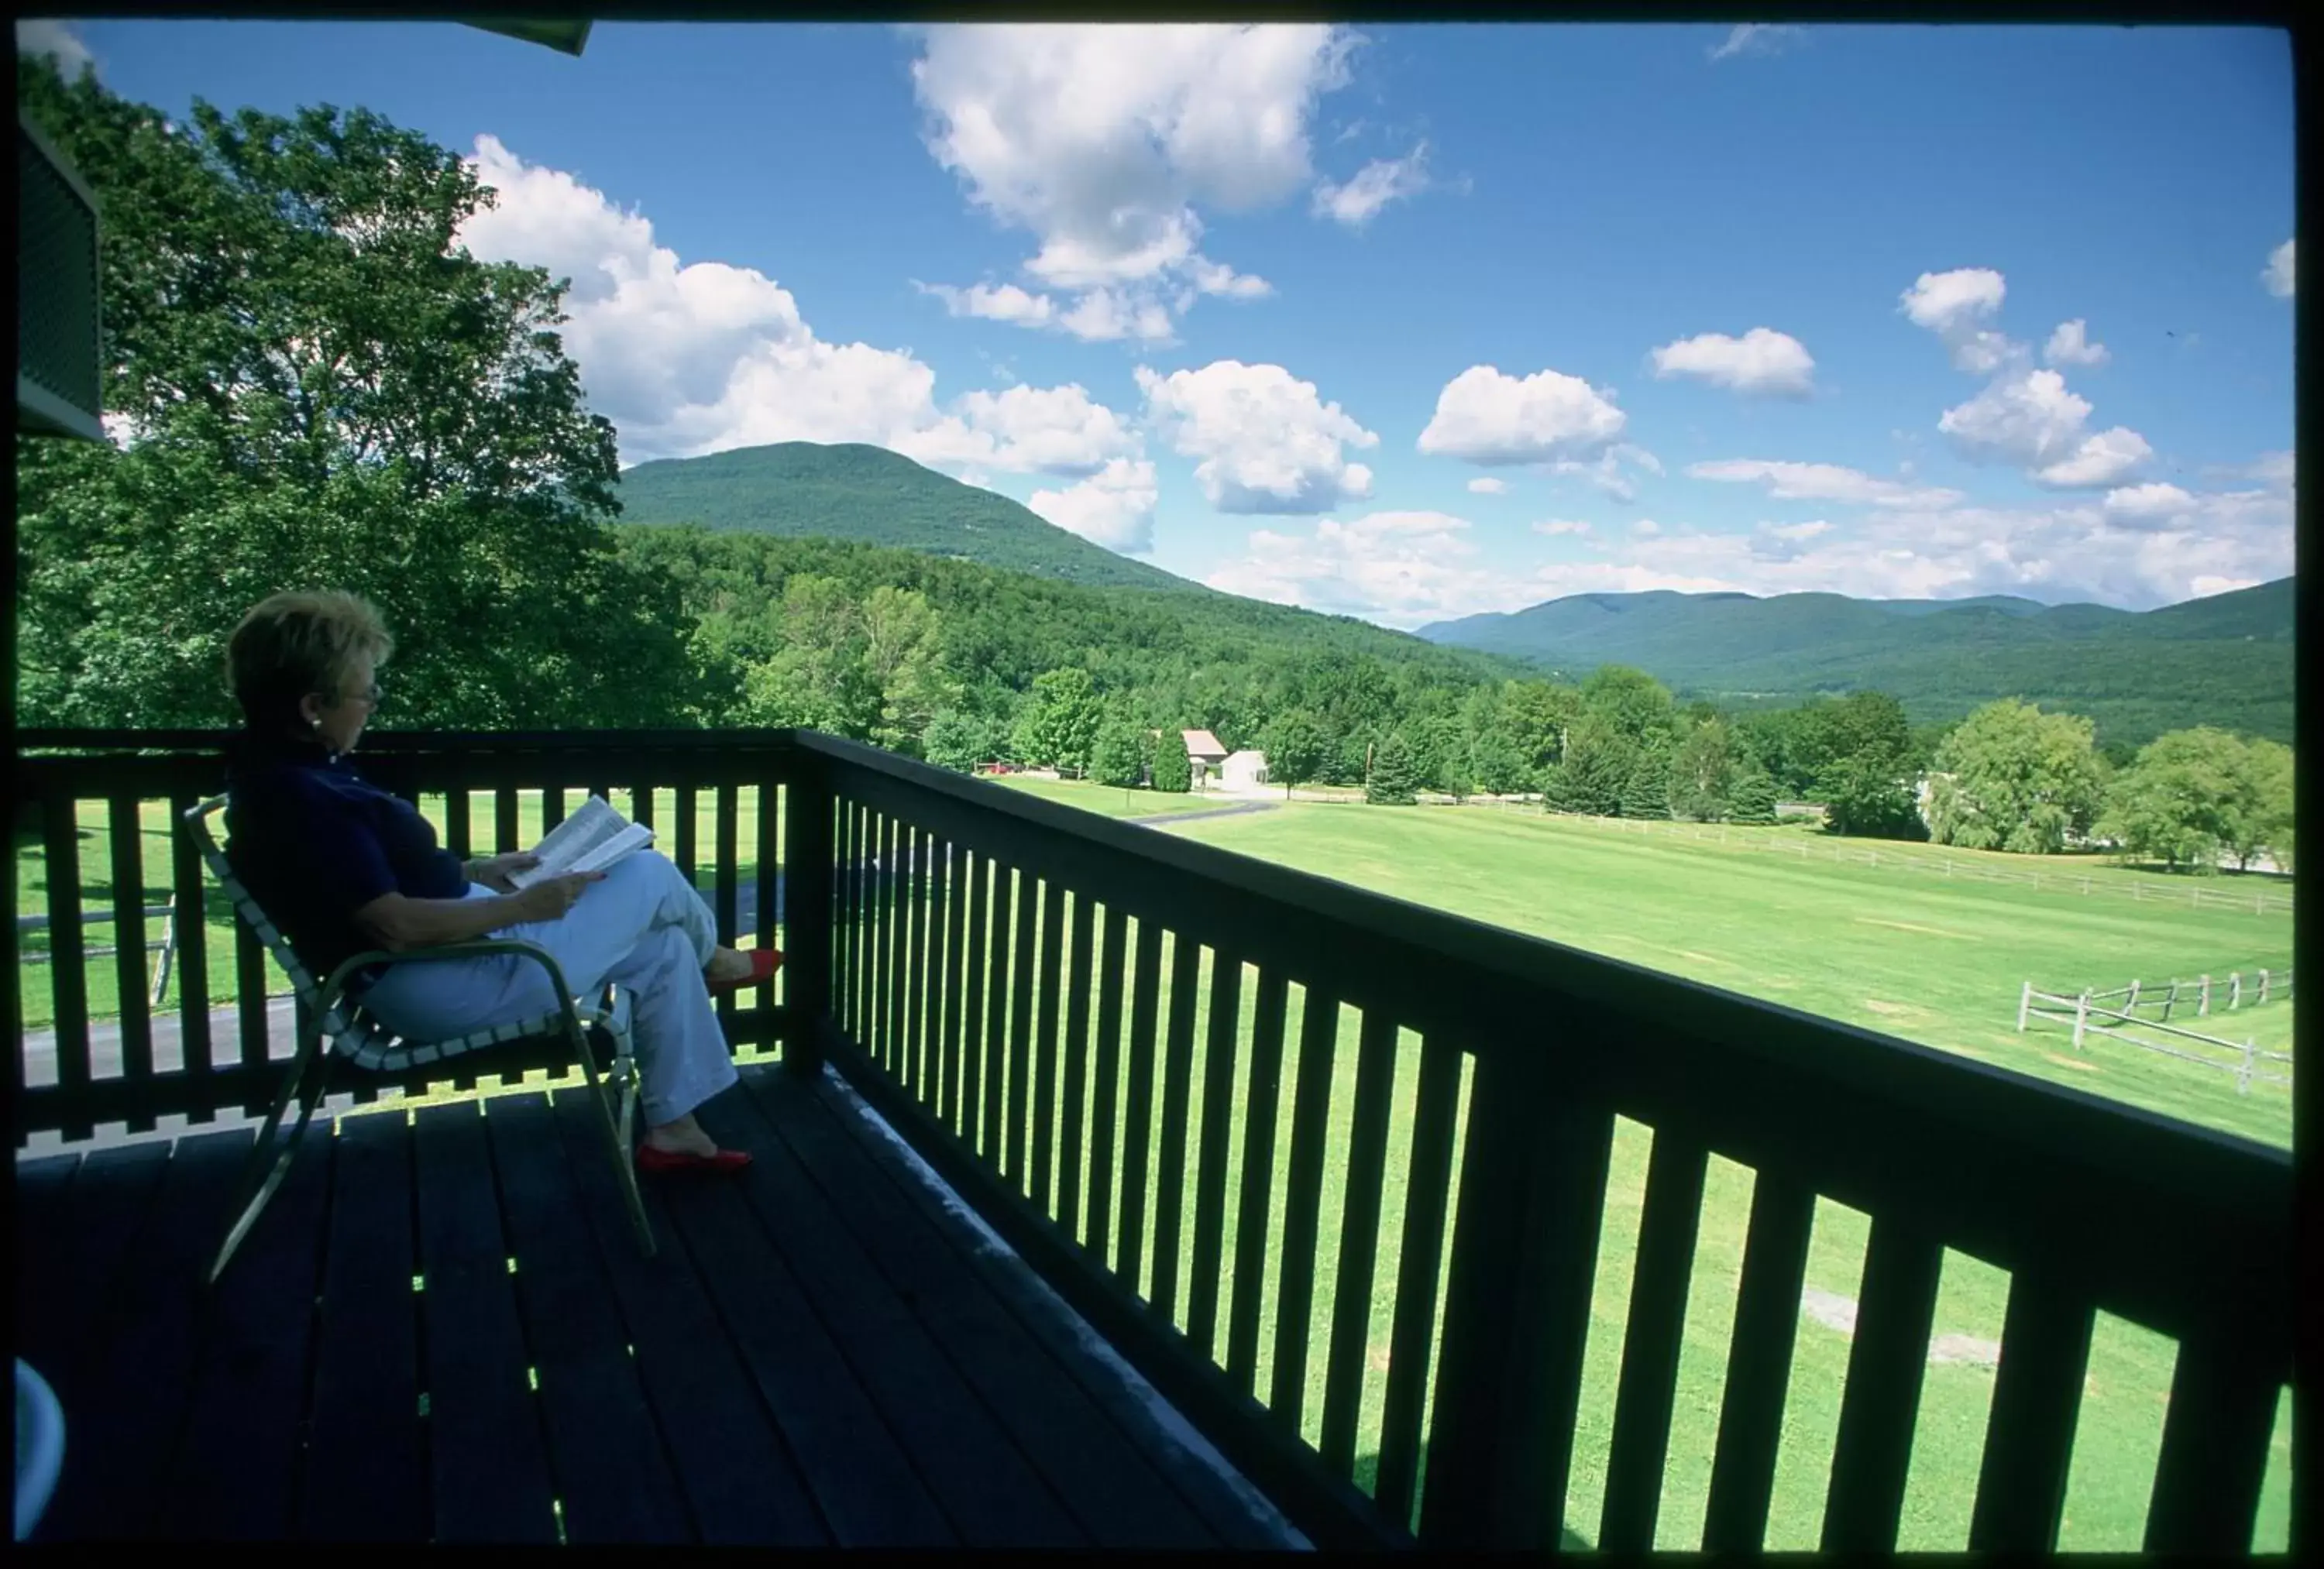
xmin=1351 ymin=1448 xmax=1594 ymax=1550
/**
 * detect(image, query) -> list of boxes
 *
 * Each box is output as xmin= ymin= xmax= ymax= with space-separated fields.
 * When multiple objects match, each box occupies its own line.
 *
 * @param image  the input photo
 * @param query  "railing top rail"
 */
xmin=14 ymin=726 xmax=805 ymax=756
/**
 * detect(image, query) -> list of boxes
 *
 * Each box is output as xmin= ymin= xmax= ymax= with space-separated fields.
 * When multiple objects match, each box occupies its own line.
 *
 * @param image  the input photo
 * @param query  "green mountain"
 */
xmin=1419 ymin=579 xmax=2295 ymax=746
xmin=615 ymin=441 xmax=1195 ymax=592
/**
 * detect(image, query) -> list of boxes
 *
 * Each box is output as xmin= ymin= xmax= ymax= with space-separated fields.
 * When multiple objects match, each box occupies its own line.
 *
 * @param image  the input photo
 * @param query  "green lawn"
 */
xmin=861 ymin=802 xmax=2291 ymax=1550
xmin=15 ymin=784 xmax=786 ymax=1035
xmin=985 ymin=774 xmax=1225 ymax=819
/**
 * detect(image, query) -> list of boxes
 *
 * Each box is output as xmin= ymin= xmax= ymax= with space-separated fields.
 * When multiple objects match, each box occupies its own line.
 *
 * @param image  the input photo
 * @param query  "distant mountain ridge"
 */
xmin=1420 ymin=579 xmax=2294 ymax=744
xmin=615 ymin=441 xmax=1195 ymax=592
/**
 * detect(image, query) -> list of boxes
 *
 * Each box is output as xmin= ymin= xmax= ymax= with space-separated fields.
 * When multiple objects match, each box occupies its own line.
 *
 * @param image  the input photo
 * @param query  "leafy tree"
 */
xmin=1728 ymin=766 xmax=1780 ymax=825
xmin=923 ymin=709 xmax=1006 ymax=774
xmin=861 ymin=584 xmax=958 ymax=754
xmin=1262 ymin=709 xmax=1328 ymax=800
xmin=2093 ymin=729 xmax=2236 ymax=871
xmin=1621 ymin=743 xmax=1673 ymax=820
xmin=1500 ymin=678 xmax=1583 ymax=772
xmin=1089 ymin=716 xmax=1150 ymax=788
xmin=1150 ymin=731 xmax=1194 ymax=793
xmin=1817 ymin=751 xmax=1925 ymax=839
xmin=15 ymin=56 xmax=698 ymax=730
xmin=1669 ymin=716 xmax=1736 ymax=822
xmin=2228 ymin=738 xmax=2294 ymax=872
xmin=1580 ymin=664 xmax=1676 ymax=745
xmin=1018 ymin=668 xmax=1105 ymax=775
xmin=1366 ymin=733 xmax=1422 ymax=805
xmin=1927 ymin=699 xmax=2109 ymax=854
xmin=1553 ymin=716 xmax=1636 ymax=816
xmin=1470 ymin=728 xmax=1532 ymax=796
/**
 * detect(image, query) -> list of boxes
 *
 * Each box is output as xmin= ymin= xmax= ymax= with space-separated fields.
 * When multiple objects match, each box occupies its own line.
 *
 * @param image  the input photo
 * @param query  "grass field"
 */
xmin=987 ymin=774 xmax=1226 ymax=819
xmin=869 ymin=780 xmax=2291 ymax=1549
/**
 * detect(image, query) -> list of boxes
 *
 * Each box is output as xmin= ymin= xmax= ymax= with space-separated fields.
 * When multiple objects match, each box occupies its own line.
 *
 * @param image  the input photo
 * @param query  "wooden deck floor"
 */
xmin=12 ymin=1061 xmax=1299 ymax=1546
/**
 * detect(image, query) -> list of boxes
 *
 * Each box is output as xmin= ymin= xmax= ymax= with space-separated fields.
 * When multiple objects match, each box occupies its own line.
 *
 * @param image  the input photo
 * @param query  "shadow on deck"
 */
xmin=12 ymin=1061 xmax=1301 ymax=1547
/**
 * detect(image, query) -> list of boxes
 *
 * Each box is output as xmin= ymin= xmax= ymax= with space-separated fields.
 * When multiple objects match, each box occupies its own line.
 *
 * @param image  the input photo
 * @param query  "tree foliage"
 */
xmin=1366 ymin=733 xmax=1422 ymax=805
xmin=1620 ymin=742 xmax=1673 ymax=820
xmin=1927 ymin=699 xmax=2109 ymax=854
xmin=1150 ymin=732 xmax=1194 ymax=793
xmin=1728 ymin=765 xmax=1780 ymax=825
xmin=2095 ymin=727 xmax=2294 ymax=874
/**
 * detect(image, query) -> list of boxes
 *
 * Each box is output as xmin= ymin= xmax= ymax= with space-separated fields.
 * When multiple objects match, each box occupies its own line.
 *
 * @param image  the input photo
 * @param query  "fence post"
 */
xmin=2257 ymin=970 xmax=2268 ymax=1004
xmin=2236 ymin=1041 xmax=2253 ymax=1097
xmin=2162 ymin=980 xmax=2178 ymax=1022
xmin=150 ymin=891 xmax=179 ymax=1007
xmin=2072 ymin=991 xmax=2089 ymax=1051
xmin=780 ymin=748 xmax=835 ymax=1077
xmin=2018 ymin=981 xmax=2033 ymax=1032
xmin=2082 ymin=878 xmax=2090 ymax=894
xmin=2133 ymin=881 xmax=2140 ymax=901
xmin=2126 ymin=978 xmax=2140 ymax=1013
xmin=2199 ymin=975 xmax=2211 ymax=1016
xmin=2229 ymin=973 xmax=2242 ymax=1010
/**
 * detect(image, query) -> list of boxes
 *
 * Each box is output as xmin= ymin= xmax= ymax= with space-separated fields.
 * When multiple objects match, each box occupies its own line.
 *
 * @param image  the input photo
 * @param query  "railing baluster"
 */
xmin=1057 ymin=892 xmax=1095 ymax=1239
xmin=1115 ymin=915 xmax=1164 ymax=1293
xmin=1006 ymin=867 xmax=1040 ymax=1193
xmin=2144 ymin=1332 xmax=2281 ymax=1552
xmin=1320 ymin=1008 xmax=1400 ymax=1475
xmin=235 ymin=915 xmax=272 ymax=1096
xmin=627 ymin=781 xmax=655 ymax=836
xmin=1085 ymin=905 xmax=1128 ymax=1262
xmin=1703 ymin=1167 xmax=1817 ymax=1551
xmin=673 ymin=782 xmax=698 ymax=889
xmin=1968 ymin=1269 xmax=2095 ymax=1551
xmin=107 ymin=795 xmax=156 ymax=1124
xmin=1822 ymin=1217 xmax=1945 ymax=1552
xmin=444 ymin=778 xmax=471 ymax=863
xmin=541 ymin=776 xmax=569 ymax=836
xmin=777 ymin=775 xmax=828 ymax=1075
xmin=1226 ymin=967 xmax=1289 ymax=1394
xmin=981 ymin=860 xmax=1014 ymax=1162
xmin=1030 ymin=878 xmax=1066 ymax=1210
xmin=902 ymin=823 xmax=927 ymax=1100
xmin=938 ymin=839 xmax=967 ymax=1131
xmin=1420 ymin=1053 xmax=1613 ymax=1549
xmin=918 ymin=832 xmax=947 ymax=1107
xmin=1185 ymin=949 xmax=1244 ymax=1362
xmin=1271 ymin=988 xmax=1340 ymax=1427
xmin=846 ymin=802 xmax=867 ymax=1045
xmin=880 ymin=815 xmax=902 ymax=1076
xmin=959 ymin=850 xmax=990 ymax=1145
xmin=1600 ymin=1129 xmax=1710 ymax=1550
xmin=1149 ymin=934 xmax=1202 ymax=1323
xmin=167 ymin=791 xmax=214 ymax=1080
xmin=755 ymin=781 xmax=781 ymax=1010
xmin=1372 ymin=1033 xmax=1464 ymax=1532
xmin=39 ymin=792 xmax=91 ymax=1127
xmin=713 ymin=780 xmax=740 ymax=948
xmin=494 ymin=784 xmax=520 ymax=866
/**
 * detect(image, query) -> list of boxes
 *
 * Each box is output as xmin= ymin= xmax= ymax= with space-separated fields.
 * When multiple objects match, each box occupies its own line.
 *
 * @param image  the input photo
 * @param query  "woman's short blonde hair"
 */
xmin=225 ymin=590 xmax=395 ymax=730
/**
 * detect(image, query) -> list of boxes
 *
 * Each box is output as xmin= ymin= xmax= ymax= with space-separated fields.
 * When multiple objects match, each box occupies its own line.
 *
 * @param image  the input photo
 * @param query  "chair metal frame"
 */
xmin=183 ymin=796 xmax=655 ymax=1286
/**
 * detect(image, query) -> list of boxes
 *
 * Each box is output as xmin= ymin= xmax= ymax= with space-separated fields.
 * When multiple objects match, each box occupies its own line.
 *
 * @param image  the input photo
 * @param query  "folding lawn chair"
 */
xmin=184 ymin=796 xmax=655 ymax=1285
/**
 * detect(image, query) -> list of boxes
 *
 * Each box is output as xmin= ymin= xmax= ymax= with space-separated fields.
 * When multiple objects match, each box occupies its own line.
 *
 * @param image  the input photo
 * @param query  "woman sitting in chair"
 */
xmin=222 ymin=589 xmax=775 ymax=1172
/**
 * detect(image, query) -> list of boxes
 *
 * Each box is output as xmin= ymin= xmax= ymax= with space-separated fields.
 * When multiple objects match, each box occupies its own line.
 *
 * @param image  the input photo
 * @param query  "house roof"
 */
xmin=1223 ymin=750 xmax=1267 ymax=766
xmin=1181 ymin=729 xmax=1227 ymax=757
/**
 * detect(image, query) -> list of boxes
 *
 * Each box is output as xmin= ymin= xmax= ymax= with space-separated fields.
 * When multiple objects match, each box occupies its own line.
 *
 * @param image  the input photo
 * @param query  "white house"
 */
xmin=1219 ymin=750 xmax=1270 ymax=791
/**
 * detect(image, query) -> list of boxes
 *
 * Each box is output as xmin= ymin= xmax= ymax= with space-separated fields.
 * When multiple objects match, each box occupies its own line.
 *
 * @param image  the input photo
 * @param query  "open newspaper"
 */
xmin=506 ymin=795 xmax=655 ymax=890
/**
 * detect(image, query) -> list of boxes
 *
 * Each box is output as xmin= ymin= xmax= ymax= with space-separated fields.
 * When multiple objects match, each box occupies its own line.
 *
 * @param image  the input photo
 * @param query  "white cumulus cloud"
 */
xmin=1417 ymin=364 xmax=1628 ymax=466
xmin=1029 ymin=458 xmax=1160 ymax=554
xmin=1534 ymin=518 xmax=1593 ymax=536
xmin=908 ymin=22 xmax=1353 ymax=339
xmin=1205 ymin=510 xmax=1520 ymax=627
xmin=1650 ymin=327 xmax=1816 ymax=397
xmin=15 ymin=19 xmax=93 ymax=76
xmin=1684 ymin=458 xmax=1963 ymax=510
xmin=1899 ymin=267 xmax=2024 ymax=373
xmin=2264 ymin=239 xmax=2294 ymax=298
xmin=919 ymin=281 xmax=1057 ymax=328
xmin=1312 ymin=141 xmax=1430 ymax=228
xmin=1936 ymin=366 xmax=2150 ymax=489
xmin=2043 ymin=318 xmax=2110 ymax=367
xmin=2032 ymin=427 xmax=2154 ymax=489
xmin=456 ymin=135 xmax=1152 ymax=530
xmin=1707 ymin=24 xmax=1805 ymax=61
xmin=2102 ymin=482 xmax=2196 ymax=521
xmin=1466 ymin=476 xmax=1508 ymax=495
xmin=1137 ymin=359 xmax=1378 ymax=514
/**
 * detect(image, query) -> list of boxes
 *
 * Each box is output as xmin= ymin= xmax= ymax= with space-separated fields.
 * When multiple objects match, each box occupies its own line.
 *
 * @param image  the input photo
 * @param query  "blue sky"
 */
xmin=22 ymin=19 xmax=2298 ymax=626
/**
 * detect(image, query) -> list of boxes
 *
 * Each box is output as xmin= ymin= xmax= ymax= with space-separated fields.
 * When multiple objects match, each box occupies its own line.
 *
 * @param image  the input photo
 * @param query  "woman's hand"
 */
xmin=471 ymin=851 xmax=542 ymax=894
xmin=511 ymin=870 xmax=604 ymax=922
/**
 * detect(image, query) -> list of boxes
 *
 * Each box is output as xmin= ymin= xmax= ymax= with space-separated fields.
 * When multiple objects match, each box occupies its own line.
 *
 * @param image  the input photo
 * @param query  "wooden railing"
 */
xmin=8 ymin=729 xmax=2298 ymax=1554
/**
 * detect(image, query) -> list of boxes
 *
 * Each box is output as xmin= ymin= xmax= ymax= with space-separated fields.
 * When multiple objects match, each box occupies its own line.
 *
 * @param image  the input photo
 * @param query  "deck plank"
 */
xmin=739 ymin=1065 xmax=1260 ymax=1549
xmin=486 ymin=1093 xmax=693 ymax=1544
xmin=412 ymin=1100 xmax=559 ymax=1543
xmin=694 ymin=1085 xmax=1087 ymax=1547
xmin=300 ymin=1109 xmax=427 ymax=1541
xmin=40 ymin=1128 xmax=253 ymax=1540
xmin=541 ymin=1088 xmax=827 ymax=1546
xmin=156 ymin=1124 xmax=334 ymax=1540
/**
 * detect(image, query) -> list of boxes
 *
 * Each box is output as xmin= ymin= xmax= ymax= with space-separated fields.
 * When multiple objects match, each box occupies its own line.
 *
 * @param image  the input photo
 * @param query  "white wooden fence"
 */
xmin=15 ymin=898 xmax=180 ymax=1007
xmin=2017 ymin=977 xmax=2294 ymax=1094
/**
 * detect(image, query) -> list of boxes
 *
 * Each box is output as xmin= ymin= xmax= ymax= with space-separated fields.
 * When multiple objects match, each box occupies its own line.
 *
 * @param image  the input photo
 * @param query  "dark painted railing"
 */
xmin=9 ymin=729 xmax=2297 ymax=1555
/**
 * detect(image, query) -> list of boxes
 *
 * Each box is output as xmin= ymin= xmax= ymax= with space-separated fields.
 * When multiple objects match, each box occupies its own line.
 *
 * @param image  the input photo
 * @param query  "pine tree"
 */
xmin=1729 ymin=766 xmax=1779 ymax=825
xmin=1150 ymin=733 xmax=1194 ymax=793
xmin=1621 ymin=743 xmax=1673 ymax=820
xmin=1366 ymin=733 xmax=1421 ymax=805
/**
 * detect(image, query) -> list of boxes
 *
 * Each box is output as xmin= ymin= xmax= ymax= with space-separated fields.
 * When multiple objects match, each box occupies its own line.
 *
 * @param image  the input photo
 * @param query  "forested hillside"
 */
xmin=616 ymin=442 xmax=1191 ymax=591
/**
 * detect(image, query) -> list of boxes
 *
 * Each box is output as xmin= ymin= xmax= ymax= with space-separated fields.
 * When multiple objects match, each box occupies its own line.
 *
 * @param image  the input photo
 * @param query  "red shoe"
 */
xmin=635 ymin=1142 xmax=754 ymax=1174
xmin=705 ymin=947 xmax=783 ymax=997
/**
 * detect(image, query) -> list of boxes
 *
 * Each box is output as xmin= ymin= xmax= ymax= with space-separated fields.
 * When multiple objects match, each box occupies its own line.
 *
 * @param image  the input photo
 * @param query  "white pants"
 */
xmin=359 ymin=850 xmax=739 ymax=1127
